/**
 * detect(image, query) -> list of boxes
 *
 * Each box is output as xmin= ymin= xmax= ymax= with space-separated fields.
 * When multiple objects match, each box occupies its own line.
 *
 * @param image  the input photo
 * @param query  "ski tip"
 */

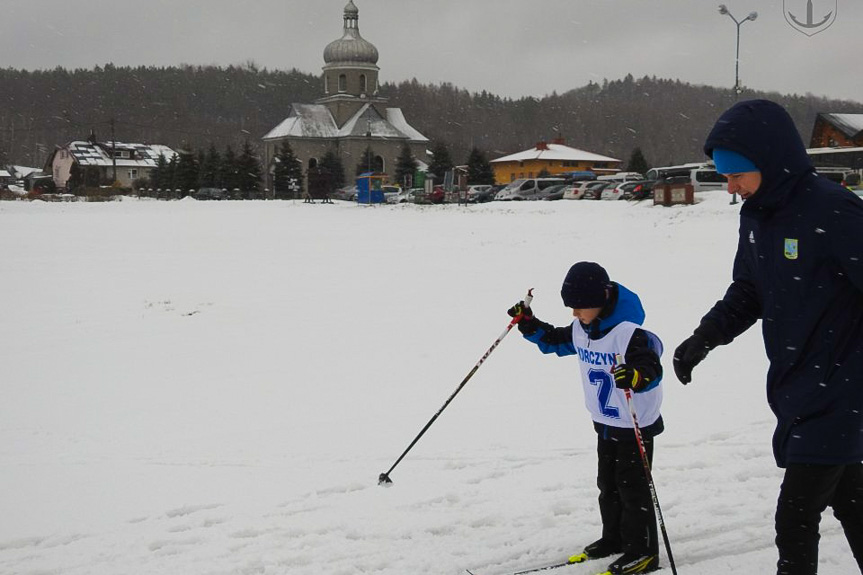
xmin=567 ymin=553 xmax=588 ymax=564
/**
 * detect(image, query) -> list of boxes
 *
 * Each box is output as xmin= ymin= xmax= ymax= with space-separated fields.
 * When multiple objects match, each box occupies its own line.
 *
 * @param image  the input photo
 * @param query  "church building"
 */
xmin=262 ymin=0 xmax=428 ymax=193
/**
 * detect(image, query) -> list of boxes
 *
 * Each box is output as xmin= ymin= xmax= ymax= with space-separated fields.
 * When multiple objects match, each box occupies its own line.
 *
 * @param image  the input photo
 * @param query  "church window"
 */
xmin=338 ymin=74 xmax=347 ymax=92
xmin=359 ymin=74 xmax=367 ymax=93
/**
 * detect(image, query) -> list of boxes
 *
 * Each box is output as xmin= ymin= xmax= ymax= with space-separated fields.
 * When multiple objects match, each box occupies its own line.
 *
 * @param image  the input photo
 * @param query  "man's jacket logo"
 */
xmin=784 ymin=0 xmax=837 ymax=36
xmin=784 ymin=238 xmax=799 ymax=260
xmin=749 ymin=231 xmax=756 ymax=244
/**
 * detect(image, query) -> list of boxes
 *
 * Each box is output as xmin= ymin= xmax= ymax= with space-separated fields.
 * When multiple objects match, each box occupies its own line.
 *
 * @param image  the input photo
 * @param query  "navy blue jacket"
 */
xmin=700 ymin=99 xmax=863 ymax=467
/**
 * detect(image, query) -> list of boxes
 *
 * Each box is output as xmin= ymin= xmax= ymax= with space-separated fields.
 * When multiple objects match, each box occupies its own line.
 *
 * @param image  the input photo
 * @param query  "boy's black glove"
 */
xmin=612 ymin=365 xmax=645 ymax=391
xmin=507 ymin=301 xmax=539 ymax=335
xmin=507 ymin=301 xmax=533 ymax=321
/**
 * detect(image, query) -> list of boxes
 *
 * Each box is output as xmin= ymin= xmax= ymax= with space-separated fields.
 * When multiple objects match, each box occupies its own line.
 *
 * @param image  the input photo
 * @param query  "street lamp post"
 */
xmin=718 ymin=5 xmax=758 ymax=96
xmin=718 ymin=4 xmax=757 ymax=205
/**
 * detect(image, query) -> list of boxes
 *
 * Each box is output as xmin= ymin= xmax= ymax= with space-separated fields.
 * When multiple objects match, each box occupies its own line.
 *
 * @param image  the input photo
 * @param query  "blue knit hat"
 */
xmin=713 ymin=148 xmax=759 ymax=174
xmin=561 ymin=262 xmax=610 ymax=309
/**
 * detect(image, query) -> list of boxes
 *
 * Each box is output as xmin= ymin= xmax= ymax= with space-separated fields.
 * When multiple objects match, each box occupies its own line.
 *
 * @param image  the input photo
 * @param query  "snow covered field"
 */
xmin=0 ymin=195 xmax=857 ymax=575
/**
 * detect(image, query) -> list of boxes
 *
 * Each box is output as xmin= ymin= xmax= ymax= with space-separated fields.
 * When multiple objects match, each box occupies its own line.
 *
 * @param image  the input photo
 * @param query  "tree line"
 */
xmin=1 ymin=64 xmax=861 ymax=176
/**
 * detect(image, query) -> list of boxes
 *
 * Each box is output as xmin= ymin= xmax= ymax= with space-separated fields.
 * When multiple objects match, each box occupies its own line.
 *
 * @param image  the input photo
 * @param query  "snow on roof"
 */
xmin=822 ymin=113 xmax=863 ymax=138
xmin=807 ymin=145 xmax=863 ymax=154
xmin=264 ymin=103 xmax=428 ymax=142
xmin=491 ymin=143 xmax=620 ymax=164
xmin=385 ymin=108 xmax=428 ymax=142
xmin=10 ymin=165 xmax=40 ymax=178
xmin=262 ymin=104 xmax=339 ymax=140
xmin=64 ymin=141 xmax=177 ymax=168
xmin=0 ymin=170 xmax=11 ymax=178
xmin=338 ymin=104 xmax=404 ymax=139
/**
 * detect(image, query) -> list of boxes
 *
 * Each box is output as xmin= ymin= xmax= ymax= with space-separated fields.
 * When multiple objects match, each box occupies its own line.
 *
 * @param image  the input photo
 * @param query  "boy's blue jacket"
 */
xmin=701 ymin=99 xmax=863 ymax=467
xmin=520 ymin=283 xmax=664 ymax=440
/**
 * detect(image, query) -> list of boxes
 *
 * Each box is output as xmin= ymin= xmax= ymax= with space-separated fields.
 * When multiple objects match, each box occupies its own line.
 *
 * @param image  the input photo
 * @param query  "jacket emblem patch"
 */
xmin=784 ymin=238 xmax=799 ymax=260
xmin=749 ymin=231 xmax=755 ymax=244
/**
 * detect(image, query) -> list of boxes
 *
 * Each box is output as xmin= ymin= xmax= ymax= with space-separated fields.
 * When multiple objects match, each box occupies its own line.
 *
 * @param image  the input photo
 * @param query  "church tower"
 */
xmin=318 ymin=0 xmax=387 ymax=127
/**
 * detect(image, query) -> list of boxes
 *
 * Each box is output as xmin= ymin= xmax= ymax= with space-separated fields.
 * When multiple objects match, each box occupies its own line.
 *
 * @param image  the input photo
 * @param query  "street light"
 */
xmin=718 ymin=5 xmax=758 ymax=96
xmin=718 ymin=4 xmax=757 ymax=205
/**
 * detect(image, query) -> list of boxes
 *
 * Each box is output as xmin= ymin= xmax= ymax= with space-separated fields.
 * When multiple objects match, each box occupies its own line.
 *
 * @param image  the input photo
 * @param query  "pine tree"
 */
xmin=318 ymin=148 xmax=345 ymax=191
xmin=175 ymin=148 xmax=199 ymax=196
xmin=221 ymin=145 xmax=240 ymax=195
xmin=627 ymin=147 xmax=649 ymax=175
xmin=355 ymin=145 xmax=378 ymax=175
xmin=394 ymin=142 xmax=419 ymax=188
xmin=427 ymin=141 xmax=453 ymax=182
xmin=199 ymin=144 xmax=221 ymax=188
xmin=465 ymin=147 xmax=494 ymax=185
xmin=273 ymin=141 xmax=303 ymax=199
xmin=237 ymin=140 xmax=263 ymax=199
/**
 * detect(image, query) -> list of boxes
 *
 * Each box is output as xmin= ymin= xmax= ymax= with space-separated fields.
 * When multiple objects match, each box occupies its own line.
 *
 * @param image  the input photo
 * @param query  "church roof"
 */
xmin=263 ymin=104 xmax=340 ymax=139
xmin=263 ymin=103 xmax=428 ymax=142
xmin=491 ymin=142 xmax=620 ymax=164
xmin=323 ymin=0 xmax=378 ymax=65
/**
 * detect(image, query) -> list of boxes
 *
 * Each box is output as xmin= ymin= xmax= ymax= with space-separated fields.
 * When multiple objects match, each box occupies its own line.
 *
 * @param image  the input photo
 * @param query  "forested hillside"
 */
xmin=1 ymin=64 xmax=860 ymax=169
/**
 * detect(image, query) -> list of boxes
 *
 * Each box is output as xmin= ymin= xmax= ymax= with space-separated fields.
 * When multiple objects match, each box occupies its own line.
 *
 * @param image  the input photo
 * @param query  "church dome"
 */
xmin=323 ymin=0 xmax=379 ymax=65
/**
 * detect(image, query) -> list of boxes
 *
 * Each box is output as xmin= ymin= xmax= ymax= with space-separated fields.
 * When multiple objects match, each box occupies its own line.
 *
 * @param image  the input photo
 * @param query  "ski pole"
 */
xmin=616 ymin=354 xmax=678 ymax=575
xmin=378 ymin=289 xmax=533 ymax=486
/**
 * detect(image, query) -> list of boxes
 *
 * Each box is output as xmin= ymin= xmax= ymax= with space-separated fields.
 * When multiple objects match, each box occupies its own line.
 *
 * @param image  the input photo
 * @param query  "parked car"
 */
xmin=333 ymin=186 xmax=357 ymax=201
xmin=562 ymin=181 xmax=597 ymax=200
xmin=582 ymin=181 xmax=612 ymax=200
xmin=621 ymin=180 xmax=655 ymax=201
xmin=429 ymin=185 xmax=446 ymax=204
xmin=396 ymin=188 xmax=423 ymax=203
xmin=465 ymin=185 xmax=496 ymax=203
xmin=537 ymin=183 xmax=567 ymax=201
xmin=601 ymin=182 xmax=628 ymax=200
xmin=194 ymin=187 xmax=227 ymax=200
xmin=382 ymin=185 xmax=401 ymax=204
xmin=495 ymin=177 xmax=566 ymax=201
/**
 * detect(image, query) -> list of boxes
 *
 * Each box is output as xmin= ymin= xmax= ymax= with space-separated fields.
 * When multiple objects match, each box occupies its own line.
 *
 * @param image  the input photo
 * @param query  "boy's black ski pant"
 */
xmin=596 ymin=435 xmax=658 ymax=557
xmin=775 ymin=462 xmax=863 ymax=575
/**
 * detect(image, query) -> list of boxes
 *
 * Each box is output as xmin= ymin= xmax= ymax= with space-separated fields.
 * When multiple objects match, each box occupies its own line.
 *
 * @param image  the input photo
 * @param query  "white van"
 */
xmin=495 ymin=177 xmax=566 ymax=201
xmin=646 ymin=163 xmax=727 ymax=193
xmin=596 ymin=172 xmax=643 ymax=183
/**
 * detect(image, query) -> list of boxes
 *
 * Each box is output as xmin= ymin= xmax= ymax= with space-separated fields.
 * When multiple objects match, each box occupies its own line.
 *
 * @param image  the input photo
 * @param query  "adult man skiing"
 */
xmin=673 ymin=99 xmax=863 ymax=575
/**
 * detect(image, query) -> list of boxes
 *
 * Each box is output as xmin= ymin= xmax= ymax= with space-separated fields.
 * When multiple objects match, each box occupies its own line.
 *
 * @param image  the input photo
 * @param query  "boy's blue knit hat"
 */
xmin=713 ymin=148 xmax=759 ymax=174
xmin=561 ymin=262 xmax=610 ymax=309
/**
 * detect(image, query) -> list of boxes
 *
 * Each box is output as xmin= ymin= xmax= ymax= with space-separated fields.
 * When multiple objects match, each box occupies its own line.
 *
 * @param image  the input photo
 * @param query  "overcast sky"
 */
xmin=2 ymin=0 xmax=861 ymax=103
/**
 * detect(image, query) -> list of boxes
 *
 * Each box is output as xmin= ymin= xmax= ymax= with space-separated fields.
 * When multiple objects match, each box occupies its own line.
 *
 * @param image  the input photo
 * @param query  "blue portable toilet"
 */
xmin=356 ymin=172 xmax=385 ymax=203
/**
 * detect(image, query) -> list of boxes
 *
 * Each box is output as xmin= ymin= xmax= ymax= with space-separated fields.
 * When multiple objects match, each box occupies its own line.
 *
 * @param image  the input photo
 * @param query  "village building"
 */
xmin=261 ymin=0 xmax=428 ymax=195
xmin=810 ymin=113 xmax=863 ymax=148
xmin=490 ymin=140 xmax=622 ymax=184
xmin=47 ymin=135 xmax=177 ymax=190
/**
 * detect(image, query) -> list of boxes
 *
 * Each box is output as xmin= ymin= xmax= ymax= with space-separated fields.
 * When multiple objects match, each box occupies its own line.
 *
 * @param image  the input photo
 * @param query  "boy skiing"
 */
xmin=508 ymin=261 xmax=664 ymax=575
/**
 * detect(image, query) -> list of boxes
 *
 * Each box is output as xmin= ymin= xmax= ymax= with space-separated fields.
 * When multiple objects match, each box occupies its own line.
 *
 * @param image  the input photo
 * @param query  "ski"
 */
xmin=466 ymin=553 xmax=588 ymax=575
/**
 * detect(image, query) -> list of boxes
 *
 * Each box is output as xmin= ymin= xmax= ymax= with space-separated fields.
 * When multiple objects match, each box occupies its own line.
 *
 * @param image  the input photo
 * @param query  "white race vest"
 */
xmin=571 ymin=320 xmax=663 ymax=429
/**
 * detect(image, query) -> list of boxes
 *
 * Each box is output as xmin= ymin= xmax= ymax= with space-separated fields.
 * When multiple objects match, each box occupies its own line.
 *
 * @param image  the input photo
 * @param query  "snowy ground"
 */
xmin=0 ymin=195 xmax=857 ymax=575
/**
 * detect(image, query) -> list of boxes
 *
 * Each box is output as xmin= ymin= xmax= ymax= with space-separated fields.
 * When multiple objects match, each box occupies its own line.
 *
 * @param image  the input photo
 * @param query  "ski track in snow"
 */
xmin=0 ymin=197 xmax=858 ymax=575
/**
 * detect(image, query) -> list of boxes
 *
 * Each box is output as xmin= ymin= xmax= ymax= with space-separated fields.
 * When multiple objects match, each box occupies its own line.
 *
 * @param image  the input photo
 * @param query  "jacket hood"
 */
xmin=596 ymin=283 xmax=645 ymax=332
xmin=703 ymin=99 xmax=813 ymax=213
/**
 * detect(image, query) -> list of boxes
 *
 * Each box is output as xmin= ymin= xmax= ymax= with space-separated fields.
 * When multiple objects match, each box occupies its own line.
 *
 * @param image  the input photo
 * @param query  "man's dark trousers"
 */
xmin=776 ymin=463 xmax=863 ymax=574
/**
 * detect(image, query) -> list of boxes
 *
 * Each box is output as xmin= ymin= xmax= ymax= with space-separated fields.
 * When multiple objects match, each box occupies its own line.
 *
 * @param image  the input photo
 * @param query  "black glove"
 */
xmin=673 ymin=334 xmax=711 ymax=385
xmin=507 ymin=301 xmax=533 ymax=322
xmin=613 ymin=364 xmax=645 ymax=391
